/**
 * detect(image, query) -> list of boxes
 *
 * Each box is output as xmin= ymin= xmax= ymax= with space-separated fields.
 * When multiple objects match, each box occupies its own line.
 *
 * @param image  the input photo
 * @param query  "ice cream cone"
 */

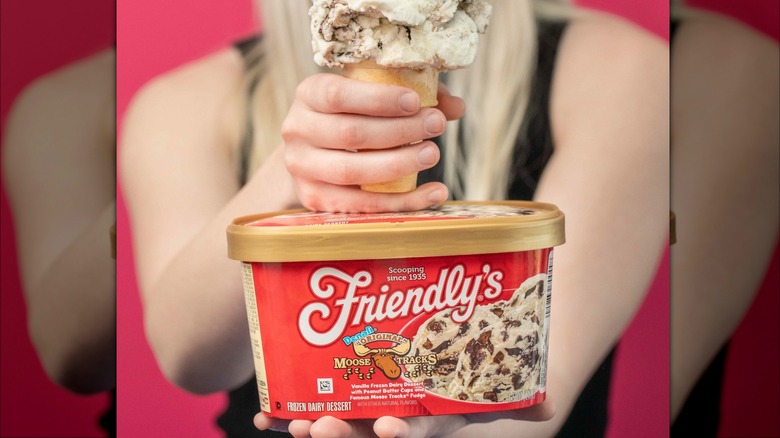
xmin=343 ymin=61 xmax=440 ymax=193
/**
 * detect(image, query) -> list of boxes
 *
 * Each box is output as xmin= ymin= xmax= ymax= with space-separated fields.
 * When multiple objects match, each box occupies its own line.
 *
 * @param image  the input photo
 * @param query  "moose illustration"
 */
xmin=353 ymin=341 xmax=410 ymax=379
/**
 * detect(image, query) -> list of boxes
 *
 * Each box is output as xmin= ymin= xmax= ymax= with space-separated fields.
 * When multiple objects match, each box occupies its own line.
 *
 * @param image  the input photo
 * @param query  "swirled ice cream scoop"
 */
xmin=409 ymin=274 xmax=547 ymax=402
xmin=310 ymin=0 xmax=492 ymax=71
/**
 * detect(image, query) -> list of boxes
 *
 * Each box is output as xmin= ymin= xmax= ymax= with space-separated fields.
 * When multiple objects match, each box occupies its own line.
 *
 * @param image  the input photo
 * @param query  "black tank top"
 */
xmin=100 ymin=389 xmax=116 ymax=437
xmin=221 ymin=22 xmax=617 ymax=437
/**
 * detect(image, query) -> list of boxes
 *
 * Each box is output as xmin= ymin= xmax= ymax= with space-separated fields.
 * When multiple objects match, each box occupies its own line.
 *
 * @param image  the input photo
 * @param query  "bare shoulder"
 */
xmin=121 ymin=47 xmax=247 ymax=164
xmin=555 ymin=10 xmax=668 ymax=88
xmin=3 ymin=49 xmax=116 ymax=202
xmin=3 ymin=49 xmax=115 ymax=164
xmin=120 ymin=47 xmax=249 ymax=217
xmin=550 ymin=11 xmax=668 ymax=146
xmin=9 ymin=49 xmax=115 ymax=111
xmin=569 ymin=10 xmax=665 ymax=41
xmin=3 ymin=50 xmax=118 ymax=272
xmin=674 ymin=9 xmax=778 ymax=68
xmin=677 ymin=8 xmax=776 ymax=44
xmin=125 ymin=47 xmax=245 ymax=114
xmin=557 ymin=11 xmax=667 ymax=67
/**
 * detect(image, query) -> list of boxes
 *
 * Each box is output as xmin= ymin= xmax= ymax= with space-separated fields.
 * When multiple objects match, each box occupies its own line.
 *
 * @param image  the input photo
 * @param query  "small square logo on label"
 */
xmin=317 ymin=378 xmax=333 ymax=394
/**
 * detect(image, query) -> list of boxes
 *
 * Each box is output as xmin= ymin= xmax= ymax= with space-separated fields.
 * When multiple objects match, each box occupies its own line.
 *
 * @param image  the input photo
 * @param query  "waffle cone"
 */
xmin=343 ymin=62 xmax=440 ymax=193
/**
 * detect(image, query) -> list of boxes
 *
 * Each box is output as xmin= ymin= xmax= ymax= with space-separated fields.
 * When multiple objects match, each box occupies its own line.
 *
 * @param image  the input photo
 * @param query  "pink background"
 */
xmin=115 ymin=1 xmax=671 ymax=437
xmin=0 ymin=0 xmax=773 ymax=437
xmin=0 ymin=1 xmax=115 ymax=436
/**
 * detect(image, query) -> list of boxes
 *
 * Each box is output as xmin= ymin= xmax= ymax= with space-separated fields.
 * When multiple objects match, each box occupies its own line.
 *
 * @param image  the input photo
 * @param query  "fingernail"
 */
xmin=399 ymin=92 xmax=419 ymax=112
xmin=428 ymin=189 xmax=446 ymax=204
xmin=418 ymin=145 xmax=437 ymax=166
xmin=425 ymin=113 xmax=445 ymax=134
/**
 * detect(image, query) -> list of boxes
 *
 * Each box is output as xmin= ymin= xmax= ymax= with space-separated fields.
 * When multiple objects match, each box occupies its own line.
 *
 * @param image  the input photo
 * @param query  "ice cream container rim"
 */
xmin=227 ymin=201 xmax=565 ymax=263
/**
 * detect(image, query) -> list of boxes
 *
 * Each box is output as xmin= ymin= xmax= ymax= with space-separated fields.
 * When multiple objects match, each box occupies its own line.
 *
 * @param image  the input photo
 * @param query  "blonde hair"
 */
xmin=244 ymin=0 xmax=570 ymax=200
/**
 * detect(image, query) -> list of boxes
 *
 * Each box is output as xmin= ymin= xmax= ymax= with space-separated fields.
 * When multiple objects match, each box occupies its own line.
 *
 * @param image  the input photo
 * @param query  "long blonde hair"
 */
xmin=244 ymin=0 xmax=570 ymax=200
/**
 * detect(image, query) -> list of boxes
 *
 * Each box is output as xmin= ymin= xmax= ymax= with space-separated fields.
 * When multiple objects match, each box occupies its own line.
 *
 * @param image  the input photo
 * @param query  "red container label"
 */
xmin=241 ymin=250 xmax=554 ymax=420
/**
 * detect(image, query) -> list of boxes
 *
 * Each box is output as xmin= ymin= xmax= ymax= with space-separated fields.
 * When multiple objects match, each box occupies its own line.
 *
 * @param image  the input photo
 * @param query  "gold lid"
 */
xmin=227 ymin=201 xmax=565 ymax=262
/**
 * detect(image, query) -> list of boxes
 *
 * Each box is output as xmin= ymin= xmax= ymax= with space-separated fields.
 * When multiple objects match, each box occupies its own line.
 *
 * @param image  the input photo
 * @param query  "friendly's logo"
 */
xmin=298 ymin=264 xmax=505 ymax=346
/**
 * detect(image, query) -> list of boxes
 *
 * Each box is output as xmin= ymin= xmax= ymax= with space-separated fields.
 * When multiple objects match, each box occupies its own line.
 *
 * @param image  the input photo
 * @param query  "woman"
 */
xmin=670 ymin=1 xmax=779 ymax=435
xmin=121 ymin=1 xmax=668 ymax=436
xmin=3 ymin=48 xmax=116 ymax=435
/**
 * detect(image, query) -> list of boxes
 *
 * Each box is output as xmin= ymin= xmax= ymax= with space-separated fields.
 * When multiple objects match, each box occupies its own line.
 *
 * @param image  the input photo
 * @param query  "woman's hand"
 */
xmin=282 ymin=73 xmax=465 ymax=213
xmin=254 ymin=400 xmax=555 ymax=438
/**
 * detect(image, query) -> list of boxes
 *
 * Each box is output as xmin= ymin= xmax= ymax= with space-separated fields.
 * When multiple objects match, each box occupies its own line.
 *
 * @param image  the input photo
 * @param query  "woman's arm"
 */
xmin=515 ymin=13 xmax=669 ymax=433
xmin=2 ymin=50 xmax=116 ymax=394
xmin=121 ymin=49 xmax=301 ymax=394
xmin=670 ymin=12 xmax=779 ymax=420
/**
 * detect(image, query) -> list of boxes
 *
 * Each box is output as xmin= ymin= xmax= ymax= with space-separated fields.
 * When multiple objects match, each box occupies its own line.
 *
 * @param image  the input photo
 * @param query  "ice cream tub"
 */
xmin=227 ymin=201 xmax=565 ymax=420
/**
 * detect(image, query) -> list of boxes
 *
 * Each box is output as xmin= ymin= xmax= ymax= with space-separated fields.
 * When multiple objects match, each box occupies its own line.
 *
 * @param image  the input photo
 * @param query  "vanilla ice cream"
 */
xmin=409 ymin=274 xmax=547 ymax=402
xmin=310 ymin=0 xmax=493 ymax=70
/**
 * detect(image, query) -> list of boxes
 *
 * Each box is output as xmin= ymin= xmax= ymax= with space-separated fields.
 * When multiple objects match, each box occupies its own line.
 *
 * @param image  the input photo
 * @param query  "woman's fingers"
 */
xmin=284 ymin=72 xmax=463 ymax=213
xmin=254 ymin=413 xmax=292 ymax=434
xmin=305 ymin=417 xmax=378 ymax=438
xmin=298 ymin=74 xmax=466 ymax=122
xmin=288 ymin=140 xmax=449 ymax=211
xmin=295 ymin=181 xmax=449 ymax=213
xmin=298 ymin=74 xmax=422 ymax=117
xmin=287 ymin=419 xmax=315 ymax=438
xmin=437 ymin=83 xmax=466 ymax=121
xmin=371 ymin=401 xmax=555 ymax=438
xmin=286 ymin=141 xmax=440 ymax=186
xmin=284 ymin=103 xmax=446 ymax=151
xmin=374 ymin=415 xmax=468 ymax=438
xmin=464 ymin=399 xmax=557 ymax=424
